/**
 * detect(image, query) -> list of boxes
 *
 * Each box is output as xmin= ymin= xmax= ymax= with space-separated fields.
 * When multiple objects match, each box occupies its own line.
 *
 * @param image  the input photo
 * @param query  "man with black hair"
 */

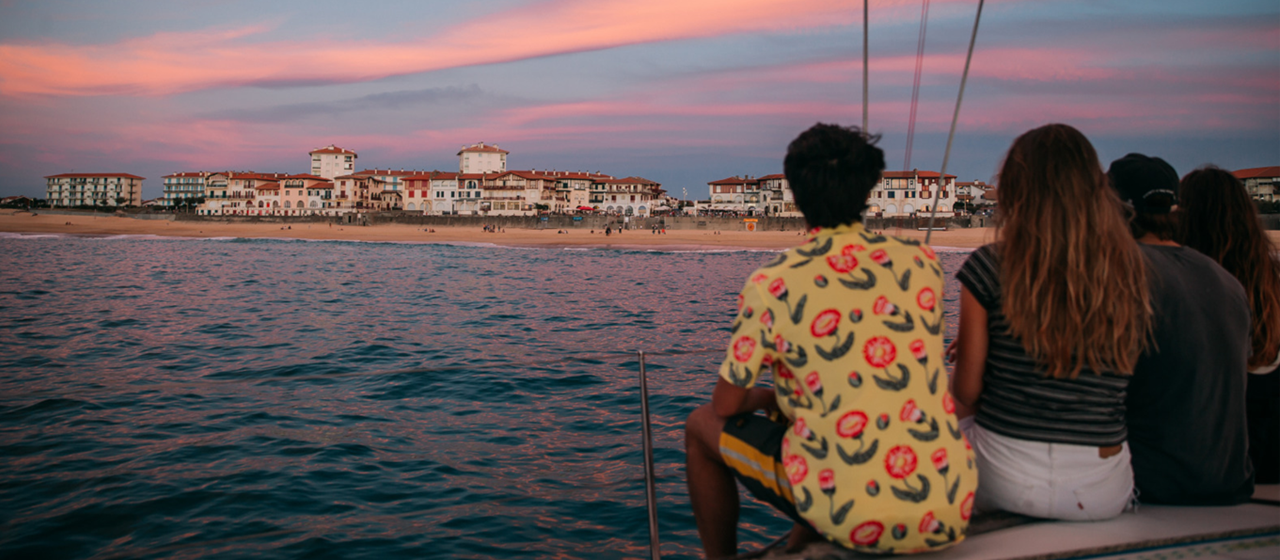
xmin=1108 ymin=153 xmax=1254 ymax=504
xmin=683 ymin=124 xmax=975 ymax=557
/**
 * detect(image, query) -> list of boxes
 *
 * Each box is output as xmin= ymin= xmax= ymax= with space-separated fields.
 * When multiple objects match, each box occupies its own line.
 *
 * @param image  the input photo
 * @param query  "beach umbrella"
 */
xmin=577 ymin=206 xmax=594 ymax=211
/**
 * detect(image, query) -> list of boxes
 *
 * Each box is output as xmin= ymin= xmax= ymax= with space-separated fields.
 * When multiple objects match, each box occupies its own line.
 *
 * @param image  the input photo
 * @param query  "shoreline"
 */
xmin=0 ymin=210 xmax=1001 ymax=250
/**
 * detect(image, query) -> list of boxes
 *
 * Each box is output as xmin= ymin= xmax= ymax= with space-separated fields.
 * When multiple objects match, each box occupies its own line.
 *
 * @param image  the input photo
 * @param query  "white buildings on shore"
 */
xmin=459 ymin=143 xmax=508 ymax=174
xmin=45 ymin=173 xmax=145 ymax=208
xmin=703 ymin=174 xmax=798 ymax=216
xmin=171 ymin=142 xmax=665 ymax=217
xmin=865 ymin=170 xmax=958 ymax=217
xmin=310 ymin=145 xmax=357 ymax=180
xmin=161 ymin=171 xmax=210 ymax=208
xmin=700 ymin=170 xmax=964 ymax=218
xmin=1234 ymin=166 xmax=1279 ymax=203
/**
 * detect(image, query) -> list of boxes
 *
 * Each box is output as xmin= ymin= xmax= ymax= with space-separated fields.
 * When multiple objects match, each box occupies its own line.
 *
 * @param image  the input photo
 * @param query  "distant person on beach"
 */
xmin=1179 ymin=166 xmax=1280 ymax=484
xmin=685 ymin=123 xmax=974 ymax=557
xmin=949 ymin=124 xmax=1149 ymax=521
xmin=1107 ymin=155 xmax=1253 ymax=505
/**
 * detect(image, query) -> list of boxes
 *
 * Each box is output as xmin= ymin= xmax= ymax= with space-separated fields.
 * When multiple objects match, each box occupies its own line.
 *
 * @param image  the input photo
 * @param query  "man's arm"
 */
xmin=712 ymin=378 xmax=778 ymax=419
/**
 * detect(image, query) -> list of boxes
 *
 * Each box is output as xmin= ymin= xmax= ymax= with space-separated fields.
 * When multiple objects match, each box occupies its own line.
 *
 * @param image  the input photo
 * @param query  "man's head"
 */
xmin=784 ymin=123 xmax=885 ymax=228
xmin=1107 ymin=153 xmax=1179 ymax=240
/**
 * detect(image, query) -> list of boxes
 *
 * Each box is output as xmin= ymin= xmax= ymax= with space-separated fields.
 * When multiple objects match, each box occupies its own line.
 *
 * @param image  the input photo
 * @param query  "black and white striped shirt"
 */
xmin=956 ymin=244 xmax=1129 ymax=447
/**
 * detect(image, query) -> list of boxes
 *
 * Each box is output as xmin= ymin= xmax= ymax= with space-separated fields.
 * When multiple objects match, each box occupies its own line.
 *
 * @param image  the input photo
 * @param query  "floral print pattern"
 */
xmin=718 ymin=222 xmax=975 ymax=553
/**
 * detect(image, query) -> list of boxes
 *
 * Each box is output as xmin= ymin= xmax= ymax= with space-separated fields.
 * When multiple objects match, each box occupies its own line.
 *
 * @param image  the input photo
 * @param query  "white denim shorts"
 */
xmin=960 ymin=417 xmax=1134 ymax=521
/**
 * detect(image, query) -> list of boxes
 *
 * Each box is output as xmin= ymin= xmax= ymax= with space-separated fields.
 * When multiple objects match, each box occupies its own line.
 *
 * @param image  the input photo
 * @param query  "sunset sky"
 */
xmin=1 ymin=0 xmax=1276 ymax=200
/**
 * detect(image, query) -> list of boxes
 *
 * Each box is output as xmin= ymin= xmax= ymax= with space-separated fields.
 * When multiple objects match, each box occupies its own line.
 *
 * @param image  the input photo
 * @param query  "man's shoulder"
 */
xmin=1141 ymin=244 xmax=1245 ymax=299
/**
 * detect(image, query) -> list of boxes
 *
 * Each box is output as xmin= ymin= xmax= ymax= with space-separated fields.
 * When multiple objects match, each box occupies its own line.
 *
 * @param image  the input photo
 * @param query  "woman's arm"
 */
xmin=951 ymin=286 xmax=989 ymax=411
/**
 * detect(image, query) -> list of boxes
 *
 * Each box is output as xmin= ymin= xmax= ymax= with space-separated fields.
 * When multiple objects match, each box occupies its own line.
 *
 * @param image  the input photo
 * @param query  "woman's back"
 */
xmin=950 ymin=124 xmax=1151 ymax=521
xmin=957 ymin=244 xmax=1130 ymax=447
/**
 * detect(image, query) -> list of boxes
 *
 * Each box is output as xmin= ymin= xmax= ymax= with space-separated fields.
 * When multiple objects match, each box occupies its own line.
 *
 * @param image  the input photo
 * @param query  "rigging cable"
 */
xmin=862 ymin=0 xmax=869 ymax=131
xmin=903 ymin=0 xmax=931 ymax=171
xmin=926 ymin=0 xmax=985 ymax=245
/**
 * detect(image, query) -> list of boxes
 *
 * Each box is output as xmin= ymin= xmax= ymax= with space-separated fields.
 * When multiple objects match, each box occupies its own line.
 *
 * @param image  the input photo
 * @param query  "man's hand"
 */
xmin=751 ymin=387 xmax=780 ymax=416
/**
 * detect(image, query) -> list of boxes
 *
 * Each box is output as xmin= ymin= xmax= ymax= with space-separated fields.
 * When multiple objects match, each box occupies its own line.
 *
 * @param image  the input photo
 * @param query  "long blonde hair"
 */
xmin=996 ymin=124 xmax=1151 ymax=378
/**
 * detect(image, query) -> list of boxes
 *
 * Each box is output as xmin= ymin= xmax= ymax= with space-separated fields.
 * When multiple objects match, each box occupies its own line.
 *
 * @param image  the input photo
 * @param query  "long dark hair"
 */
xmin=996 ymin=123 xmax=1151 ymax=378
xmin=1179 ymin=166 xmax=1280 ymax=370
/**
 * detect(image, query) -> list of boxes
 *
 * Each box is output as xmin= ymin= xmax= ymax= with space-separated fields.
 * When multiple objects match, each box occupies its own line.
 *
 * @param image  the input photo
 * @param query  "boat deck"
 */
xmin=759 ymin=485 xmax=1280 ymax=559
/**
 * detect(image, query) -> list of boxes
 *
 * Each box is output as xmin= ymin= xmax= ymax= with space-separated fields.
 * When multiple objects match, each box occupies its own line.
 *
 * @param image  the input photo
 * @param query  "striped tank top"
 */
xmin=955 ymin=244 xmax=1129 ymax=447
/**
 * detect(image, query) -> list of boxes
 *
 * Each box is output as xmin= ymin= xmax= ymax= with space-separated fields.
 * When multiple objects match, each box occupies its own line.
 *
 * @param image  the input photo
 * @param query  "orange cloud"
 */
xmin=0 ymin=0 xmax=961 ymax=97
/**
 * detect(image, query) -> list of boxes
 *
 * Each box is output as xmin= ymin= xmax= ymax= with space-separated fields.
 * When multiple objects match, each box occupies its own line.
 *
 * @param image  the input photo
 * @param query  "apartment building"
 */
xmin=1233 ymin=166 xmax=1279 ymax=202
xmin=706 ymin=175 xmax=795 ymax=215
xmin=310 ymin=145 xmax=357 ymax=180
xmin=458 ymin=142 xmax=508 ymax=174
xmin=45 ymin=173 xmax=145 ymax=208
xmin=162 ymin=171 xmax=210 ymax=208
xmin=866 ymin=170 xmax=958 ymax=217
xmin=594 ymin=176 xmax=663 ymax=217
xmin=404 ymin=170 xmax=486 ymax=215
xmin=197 ymin=172 xmax=289 ymax=215
xmin=549 ymin=171 xmax=607 ymax=212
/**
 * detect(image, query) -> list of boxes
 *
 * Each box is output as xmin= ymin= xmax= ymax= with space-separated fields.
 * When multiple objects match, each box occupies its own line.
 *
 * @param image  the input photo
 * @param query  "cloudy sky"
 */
xmin=0 ymin=0 xmax=1276 ymax=200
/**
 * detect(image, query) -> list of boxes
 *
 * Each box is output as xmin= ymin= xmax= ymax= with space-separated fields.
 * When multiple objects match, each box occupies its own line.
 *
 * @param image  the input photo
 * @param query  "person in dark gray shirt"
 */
xmin=1109 ymin=154 xmax=1254 ymax=505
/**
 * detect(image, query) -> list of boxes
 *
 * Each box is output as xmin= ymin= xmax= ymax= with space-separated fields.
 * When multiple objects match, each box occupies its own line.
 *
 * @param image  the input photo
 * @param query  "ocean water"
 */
xmin=0 ymin=233 xmax=966 ymax=559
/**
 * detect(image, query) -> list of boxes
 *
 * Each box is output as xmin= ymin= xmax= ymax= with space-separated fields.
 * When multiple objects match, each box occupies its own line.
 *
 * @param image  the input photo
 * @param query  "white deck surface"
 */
xmin=928 ymin=503 xmax=1279 ymax=560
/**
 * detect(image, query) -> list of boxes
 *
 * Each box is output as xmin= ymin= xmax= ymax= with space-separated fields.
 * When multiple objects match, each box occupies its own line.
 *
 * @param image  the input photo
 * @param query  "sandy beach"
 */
xmin=6 ymin=211 xmax=1277 ymax=251
xmin=0 ymin=210 xmax=1004 ymax=250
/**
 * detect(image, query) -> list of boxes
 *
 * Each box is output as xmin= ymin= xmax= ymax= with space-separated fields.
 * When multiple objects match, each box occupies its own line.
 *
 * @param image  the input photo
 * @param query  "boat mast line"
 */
xmin=862 ymin=0 xmax=869 ymax=132
xmin=903 ymin=0 xmax=931 ymax=172
xmin=926 ymin=0 xmax=985 ymax=246
xmin=638 ymin=350 xmax=662 ymax=559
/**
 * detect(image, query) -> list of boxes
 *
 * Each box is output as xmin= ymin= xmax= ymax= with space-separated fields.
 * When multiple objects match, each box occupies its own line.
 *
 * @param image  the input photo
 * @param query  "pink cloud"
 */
xmin=0 ymin=0 xmax=972 ymax=98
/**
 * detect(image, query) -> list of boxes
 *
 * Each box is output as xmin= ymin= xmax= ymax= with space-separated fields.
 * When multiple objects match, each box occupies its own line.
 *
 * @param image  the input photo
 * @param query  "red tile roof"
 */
xmin=254 ymin=182 xmax=280 ymax=190
xmin=499 ymin=170 xmax=556 ymax=181
xmin=883 ymin=170 xmax=956 ymax=179
xmin=757 ymin=173 xmax=786 ymax=180
xmin=310 ymin=145 xmax=356 ymax=155
xmin=163 ymin=171 xmax=208 ymax=178
xmin=403 ymin=171 xmax=462 ymax=181
xmin=283 ymin=174 xmax=331 ymax=181
xmin=45 ymin=173 xmax=146 ymax=180
xmin=542 ymin=171 xmax=613 ymax=179
xmin=354 ymin=169 xmax=420 ymax=177
xmin=708 ymin=176 xmax=757 ymax=185
xmin=226 ymin=172 xmax=290 ymax=180
xmin=1232 ymin=166 xmax=1280 ymax=180
xmin=457 ymin=142 xmax=509 ymax=155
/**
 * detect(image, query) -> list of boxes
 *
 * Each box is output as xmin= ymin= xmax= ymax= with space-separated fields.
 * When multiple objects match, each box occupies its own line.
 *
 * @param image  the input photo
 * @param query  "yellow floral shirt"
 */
xmin=719 ymin=222 xmax=976 ymax=554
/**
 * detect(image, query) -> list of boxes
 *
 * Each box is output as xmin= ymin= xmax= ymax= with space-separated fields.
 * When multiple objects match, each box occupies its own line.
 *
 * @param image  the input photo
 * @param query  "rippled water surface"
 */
xmin=0 ymin=234 xmax=966 ymax=559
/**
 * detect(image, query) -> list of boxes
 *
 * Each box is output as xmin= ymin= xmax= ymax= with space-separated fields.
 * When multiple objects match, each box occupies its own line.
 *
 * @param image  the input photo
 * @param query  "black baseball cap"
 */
xmin=1107 ymin=153 xmax=1179 ymax=214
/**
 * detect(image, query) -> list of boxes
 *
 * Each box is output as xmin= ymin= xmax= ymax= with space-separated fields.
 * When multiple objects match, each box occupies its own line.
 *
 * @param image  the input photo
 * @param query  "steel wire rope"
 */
xmin=903 ymin=0 xmax=932 ymax=172
xmin=926 ymin=0 xmax=985 ymax=245
xmin=862 ymin=0 xmax=869 ymax=131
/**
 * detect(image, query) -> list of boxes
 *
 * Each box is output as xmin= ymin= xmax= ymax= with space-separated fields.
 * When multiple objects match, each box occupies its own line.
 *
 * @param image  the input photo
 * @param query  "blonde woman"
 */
xmin=948 ymin=124 xmax=1151 ymax=520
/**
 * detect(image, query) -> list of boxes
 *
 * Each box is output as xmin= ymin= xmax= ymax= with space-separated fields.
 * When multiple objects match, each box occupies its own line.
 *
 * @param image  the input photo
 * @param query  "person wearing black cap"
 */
xmin=1109 ymin=153 xmax=1255 ymax=505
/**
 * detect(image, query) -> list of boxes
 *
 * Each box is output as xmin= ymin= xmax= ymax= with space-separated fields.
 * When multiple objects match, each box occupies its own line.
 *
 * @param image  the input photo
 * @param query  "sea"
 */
xmin=0 ymin=233 xmax=967 ymax=559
